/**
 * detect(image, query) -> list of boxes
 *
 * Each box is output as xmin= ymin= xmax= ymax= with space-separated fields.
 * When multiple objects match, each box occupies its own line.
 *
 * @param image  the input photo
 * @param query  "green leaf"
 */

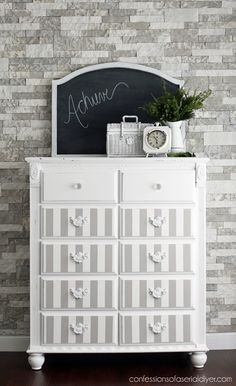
xmin=141 ymin=82 xmax=212 ymax=122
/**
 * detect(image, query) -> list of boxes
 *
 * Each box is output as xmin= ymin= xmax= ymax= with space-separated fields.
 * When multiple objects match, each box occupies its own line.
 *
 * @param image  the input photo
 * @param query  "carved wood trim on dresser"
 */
xmin=25 ymin=157 xmax=208 ymax=370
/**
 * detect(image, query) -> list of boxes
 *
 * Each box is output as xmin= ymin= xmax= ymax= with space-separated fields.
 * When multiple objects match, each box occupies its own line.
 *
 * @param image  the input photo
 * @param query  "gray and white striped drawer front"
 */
xmin=121 ymin=170 xmax=195 ymax=203
xmin=120 ymin=207 xmax=193 ymax=238
xmin=42 ymin=314 xmax=117 ymax=345
xmin=42 ymin=170 xmax=117 ymax=203
xmin=41 ymin=242 xmax=117 ymax=274
xmin=120 ymin=242 xmax=192 ymax=274
xmin=120 ymin=313 xmax=192 ymax=345
xmin=41 ymin=207 xmax=117 ymax=238
xmin=120 ymin=279 xmax=192 ymax=309
xmin=41 ymin=279 xmax=117 ymax=310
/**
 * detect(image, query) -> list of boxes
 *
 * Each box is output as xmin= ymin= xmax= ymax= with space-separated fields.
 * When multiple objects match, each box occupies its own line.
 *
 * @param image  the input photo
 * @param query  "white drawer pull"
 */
xmin=149 ymin=287 xmax=167 ymax=299
xmin=149 ymin=216 xmax=166 ymax=228
xmin=152 ymin=183 xmax=162 ymax=190
xmin=70 ymin=216 xmax=88 ymax=227
xmin=149 ymin=322 xmax=166 ymax=334
xmin=70 ymin=287 xmax=88 ymax=299
xmin=149 ymin=251 xmax=166 ymax=263
xmin=72 ymin=183 xmax=82 ymax=190
xmin=70 ymin=323 xmax=88 ymax=335
xmin=70 ymin=252 xmax=88 ymax=264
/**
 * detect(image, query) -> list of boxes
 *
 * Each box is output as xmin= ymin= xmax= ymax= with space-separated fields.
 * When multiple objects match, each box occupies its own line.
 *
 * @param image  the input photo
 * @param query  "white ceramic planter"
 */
xmin=166 ymin=121 xmax=184 ymax=153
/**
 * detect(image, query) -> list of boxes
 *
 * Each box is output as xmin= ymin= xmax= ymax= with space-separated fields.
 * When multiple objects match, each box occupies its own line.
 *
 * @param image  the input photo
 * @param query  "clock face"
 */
xmin=147 ymin=129 xmax=167 ymax=149
xmin=143 ymin=125 xmax=171 ymax=155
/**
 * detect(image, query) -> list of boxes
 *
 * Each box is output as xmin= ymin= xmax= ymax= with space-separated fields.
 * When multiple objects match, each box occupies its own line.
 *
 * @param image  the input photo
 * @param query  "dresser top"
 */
xmin=25 ymin=157 xmax=209 ymax=165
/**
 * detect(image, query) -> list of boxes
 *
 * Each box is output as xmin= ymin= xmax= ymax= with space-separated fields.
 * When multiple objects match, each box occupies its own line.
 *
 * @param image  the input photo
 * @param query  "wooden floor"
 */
xmin=0 ymin=351 xmax=235 ymax=386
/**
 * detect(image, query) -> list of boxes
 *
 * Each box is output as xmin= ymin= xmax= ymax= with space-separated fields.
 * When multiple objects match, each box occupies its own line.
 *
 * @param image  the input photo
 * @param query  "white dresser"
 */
xmin=26 ymin=157 xmax=208 ymax=370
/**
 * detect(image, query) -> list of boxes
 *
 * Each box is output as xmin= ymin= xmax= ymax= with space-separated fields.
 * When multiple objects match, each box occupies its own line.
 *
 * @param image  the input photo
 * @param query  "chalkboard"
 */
xmin=52 ymin=63 xmax=183 ymax=155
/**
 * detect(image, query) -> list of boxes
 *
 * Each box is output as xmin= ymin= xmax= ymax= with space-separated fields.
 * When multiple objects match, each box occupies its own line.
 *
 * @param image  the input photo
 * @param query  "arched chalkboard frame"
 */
xmin=52 ymin=62 xmax=184 ymax=156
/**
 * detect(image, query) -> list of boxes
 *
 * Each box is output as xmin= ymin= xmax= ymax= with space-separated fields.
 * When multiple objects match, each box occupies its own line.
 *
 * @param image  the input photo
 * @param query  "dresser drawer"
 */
xmin=120 ymin=207 xmax=193 ymax=238
xmin=42 ymin=171 xmax=117 ymax=202
xmin=41 ymin=206 xmax=117 ymax=238
xmin=41 ymin=242 xmax=117 ymax=274
xmin=120 ymin=242 xmax=193 ymax=274
xmin=120 ymin=313 xmax=192 ymax=345
xmin=121 ymin=170 xmax=195 ymax=203
xmin=41 ymin=278 xmax=117 ymax=310
xmin=42 ymin=313 xmax=117 ymax=345
xmin=120 ymin=279 xmax=192 ymax=310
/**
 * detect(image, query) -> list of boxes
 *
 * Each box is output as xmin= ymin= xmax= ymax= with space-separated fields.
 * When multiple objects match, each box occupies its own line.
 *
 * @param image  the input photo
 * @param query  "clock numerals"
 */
xmin=147 ymin=130 xmax=167 ymax=149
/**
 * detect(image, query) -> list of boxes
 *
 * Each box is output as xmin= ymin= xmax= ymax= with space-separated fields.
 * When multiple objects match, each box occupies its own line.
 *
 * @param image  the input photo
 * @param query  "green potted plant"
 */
xmin=142 ymin=85 xmax=211 ymax=152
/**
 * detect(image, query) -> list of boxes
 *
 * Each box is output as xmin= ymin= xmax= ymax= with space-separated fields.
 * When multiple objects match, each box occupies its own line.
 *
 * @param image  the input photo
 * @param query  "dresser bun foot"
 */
xmin=190 ymin=352 xmax=207 ymax=368
xmin=28 ymin=353 xmax=45 ymax=370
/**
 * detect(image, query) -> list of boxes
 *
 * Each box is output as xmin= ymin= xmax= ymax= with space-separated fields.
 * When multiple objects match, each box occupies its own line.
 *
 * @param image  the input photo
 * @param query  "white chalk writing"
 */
xmin=64 ymin=81 xmax=129 ymax=128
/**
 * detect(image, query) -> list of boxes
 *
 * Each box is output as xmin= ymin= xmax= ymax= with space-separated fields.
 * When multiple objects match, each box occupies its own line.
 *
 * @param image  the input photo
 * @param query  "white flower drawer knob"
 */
xmin=149 ymin=216 xmax=166 ymax=228
xmin=149 ymin=322 xmax=166 ymax=334
xmin=70 ymin=323 xmax=88 ymax=335
xmin=149 ymin=251 xmax=166 ymax=263
xmin=70 ymin=287 xmax=88 ymax=299
xmin=70 ymin=216 xmax=88 ymax=227
xmin=149 ymin=287 xmax=167 ymax=299
xmin=70 ymin=252 xmax=88 ymax=264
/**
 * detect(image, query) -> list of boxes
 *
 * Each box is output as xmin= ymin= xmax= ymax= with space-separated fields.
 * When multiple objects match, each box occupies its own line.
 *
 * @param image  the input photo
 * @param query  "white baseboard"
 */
xmin=0 ymin=336 xmax=29 ymax=351
xmin=206 ymin=333 xmax=236 ymax=350
xmin=0 ymin=334 xmax=235 ymax=352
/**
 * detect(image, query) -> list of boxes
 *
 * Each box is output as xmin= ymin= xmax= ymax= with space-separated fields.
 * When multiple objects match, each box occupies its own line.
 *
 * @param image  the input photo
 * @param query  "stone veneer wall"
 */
xmin=0 ymin=0 xmax=235 ymax=337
